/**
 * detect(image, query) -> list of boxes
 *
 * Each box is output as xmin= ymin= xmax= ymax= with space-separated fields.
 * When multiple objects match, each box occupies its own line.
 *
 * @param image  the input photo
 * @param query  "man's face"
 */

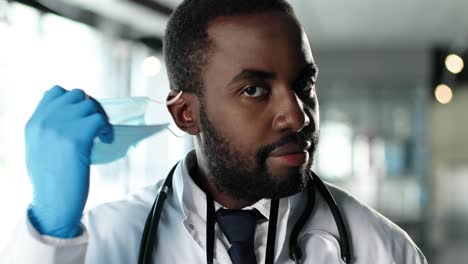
xmin=196 ymin=11 xmax=319 ymax=202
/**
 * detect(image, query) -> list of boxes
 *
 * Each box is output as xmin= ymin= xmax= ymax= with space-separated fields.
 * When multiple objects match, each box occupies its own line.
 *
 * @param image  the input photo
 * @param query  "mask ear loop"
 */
xmin=165 ymin=124 xmax=186 ymax=138
xmin=147 ymin=90 xmax=184 ymax=105
xmin=147 ymin=90 xmax=186 ymax=138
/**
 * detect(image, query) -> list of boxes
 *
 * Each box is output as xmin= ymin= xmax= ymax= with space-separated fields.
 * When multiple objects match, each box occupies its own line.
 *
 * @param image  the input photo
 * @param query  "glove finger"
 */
xmin=67 ymin=99 xmax=98 ymax=119
xmin=77 ymin=113 xmax=113 ymax=145
xmin=98 ymin=125 xmax=114 ymax=144
xmin=37 ymin=85 xmax=66 ymax=108
xmin=88 ymin=96 xmax=114 ymax=143
xmin=36 ymin=90 xmax=91 ymax=123
xmin=88 ymin=96 xmax=110 ymax=123
xmin=54 ymin=88 xmax=87 ymax=106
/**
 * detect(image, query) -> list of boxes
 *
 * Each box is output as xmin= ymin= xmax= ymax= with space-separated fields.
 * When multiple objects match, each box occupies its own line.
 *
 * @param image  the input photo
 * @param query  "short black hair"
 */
xmin=163 ymin=0 xmax=297 ymax=97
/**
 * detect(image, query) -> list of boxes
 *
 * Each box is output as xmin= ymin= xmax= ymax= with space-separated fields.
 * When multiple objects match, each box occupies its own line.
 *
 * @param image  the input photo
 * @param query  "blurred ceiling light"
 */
xmin=434 ymin=84 xmax=453 ymax=104
xmin=445 ymin=53 xmax=464 ymax=74
xmin=142 ymin=56 xmax=161 ymax=77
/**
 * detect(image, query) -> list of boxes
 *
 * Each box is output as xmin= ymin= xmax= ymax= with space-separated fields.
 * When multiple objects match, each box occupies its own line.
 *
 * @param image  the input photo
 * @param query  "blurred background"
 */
xmin=0 ymin=0 xmax=467 ymax=263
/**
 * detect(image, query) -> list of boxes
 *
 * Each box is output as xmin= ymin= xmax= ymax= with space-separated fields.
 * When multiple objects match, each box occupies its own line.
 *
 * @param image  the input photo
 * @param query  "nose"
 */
xmin=272 ymin=89 xmax=310 ymax=133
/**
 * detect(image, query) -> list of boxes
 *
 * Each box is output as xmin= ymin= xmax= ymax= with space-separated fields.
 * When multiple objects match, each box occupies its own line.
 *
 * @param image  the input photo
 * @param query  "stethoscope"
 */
xmin=138 ymin=162 xmax=352 ymax=264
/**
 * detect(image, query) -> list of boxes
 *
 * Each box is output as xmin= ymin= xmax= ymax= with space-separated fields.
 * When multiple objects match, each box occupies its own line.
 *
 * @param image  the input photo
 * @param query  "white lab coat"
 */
xmin=1 ymin=152 xmax=427 ymax=264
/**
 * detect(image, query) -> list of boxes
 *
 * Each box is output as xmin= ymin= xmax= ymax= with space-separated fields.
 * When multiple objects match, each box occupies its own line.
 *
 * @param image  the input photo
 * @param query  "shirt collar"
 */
xmin=173 ymin=150 xmax=303 ymax=222
xmin=172 ymin=150 xmax=307 ymax=261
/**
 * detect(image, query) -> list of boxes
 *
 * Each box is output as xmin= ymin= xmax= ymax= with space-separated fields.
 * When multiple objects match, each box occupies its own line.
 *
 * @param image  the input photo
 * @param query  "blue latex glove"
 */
xmin=25 ymin=85 xmax=113 ymax=238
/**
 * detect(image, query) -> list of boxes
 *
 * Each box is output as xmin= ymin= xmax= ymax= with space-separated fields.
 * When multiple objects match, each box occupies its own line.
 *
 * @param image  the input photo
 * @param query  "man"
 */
xmin=2 ymin=0 xmax=427 ymax=263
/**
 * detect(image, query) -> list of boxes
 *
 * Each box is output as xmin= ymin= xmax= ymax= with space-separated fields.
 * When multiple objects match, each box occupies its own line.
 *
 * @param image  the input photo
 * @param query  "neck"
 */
xmin=190 ymin=151 xmax=257 ymax=209
xmin=196 ymin=168 xmax=255 ymax=209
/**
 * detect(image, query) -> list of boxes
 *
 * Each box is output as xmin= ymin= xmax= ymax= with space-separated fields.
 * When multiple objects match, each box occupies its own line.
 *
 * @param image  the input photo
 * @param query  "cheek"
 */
xmin=207 ymin=100 xmax=268 ymax=156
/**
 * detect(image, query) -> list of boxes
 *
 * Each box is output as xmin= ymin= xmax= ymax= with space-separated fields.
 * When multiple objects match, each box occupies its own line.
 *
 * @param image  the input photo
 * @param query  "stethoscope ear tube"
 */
xmin=310 ymin=171 xmax=352 ymax=263
xmin=265 ymin=199 xmax=280 ymax=264
xmin=138 ymin=162 xmax=179 ymax=264
xmin=289 ymin=179 xmax=316 ymax=262
xmin=138 ymin=163 xmax=352 ymax=264
xmin=142 ymin=191 xmax=167 ymax=263
xmin=138 ymin=195 xmax=157 ymax=264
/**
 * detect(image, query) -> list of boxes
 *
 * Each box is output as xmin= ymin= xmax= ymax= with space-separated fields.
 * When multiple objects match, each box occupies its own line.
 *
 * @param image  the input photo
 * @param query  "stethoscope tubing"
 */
xmin=138 ymin=162 xmax=352 ymax=264
xmin=138 ymin=163 xmax=177 ymax=264
xmin=311 ymin=171 xmax=352 ymax=263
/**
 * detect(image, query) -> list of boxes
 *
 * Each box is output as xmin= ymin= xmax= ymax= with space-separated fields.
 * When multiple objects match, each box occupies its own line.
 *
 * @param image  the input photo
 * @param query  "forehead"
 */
xmin=206 ymin=12 xmax=314 ymax=78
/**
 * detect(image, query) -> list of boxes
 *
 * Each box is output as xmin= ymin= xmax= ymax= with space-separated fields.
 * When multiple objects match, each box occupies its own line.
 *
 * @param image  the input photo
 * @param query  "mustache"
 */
xmin=256 ymin=130 xmax=318 ymax=165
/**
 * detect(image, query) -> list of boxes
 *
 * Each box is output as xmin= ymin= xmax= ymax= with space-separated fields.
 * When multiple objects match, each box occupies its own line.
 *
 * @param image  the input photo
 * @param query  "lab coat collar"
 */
xmin=173 ymin=150 xmax=207 ymax=220
xmin=173 ymin=150 xmax=305 ymax=261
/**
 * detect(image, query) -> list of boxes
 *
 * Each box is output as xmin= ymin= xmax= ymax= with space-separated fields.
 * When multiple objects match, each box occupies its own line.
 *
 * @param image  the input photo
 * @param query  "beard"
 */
xmin=199 ymin=104 xmax=319 ymax=202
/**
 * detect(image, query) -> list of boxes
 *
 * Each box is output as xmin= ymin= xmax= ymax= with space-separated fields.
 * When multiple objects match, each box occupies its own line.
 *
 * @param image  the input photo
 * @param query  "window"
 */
xmin=0 ymin=3 xmax=187 ymax=250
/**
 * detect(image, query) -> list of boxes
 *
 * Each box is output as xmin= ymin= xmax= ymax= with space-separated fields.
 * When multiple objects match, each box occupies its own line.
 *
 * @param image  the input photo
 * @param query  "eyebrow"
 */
xmin=229 ymin=69 xmax=276 ymax=85
xmin=229 ymin=63 xmax=318 ymax=85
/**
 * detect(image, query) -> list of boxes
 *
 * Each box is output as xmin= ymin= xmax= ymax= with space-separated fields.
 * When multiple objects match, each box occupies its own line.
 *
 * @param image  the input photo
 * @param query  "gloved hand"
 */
xmin=25 ymin=85 xmax=113 ymax=238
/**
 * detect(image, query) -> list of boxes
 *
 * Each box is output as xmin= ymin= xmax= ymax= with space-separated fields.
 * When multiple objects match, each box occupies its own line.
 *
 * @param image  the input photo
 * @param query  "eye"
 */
xmin=297 ymin=78 xmax=316 ymax=94
xmin=242 ymin=86 xmax=269 ymax=98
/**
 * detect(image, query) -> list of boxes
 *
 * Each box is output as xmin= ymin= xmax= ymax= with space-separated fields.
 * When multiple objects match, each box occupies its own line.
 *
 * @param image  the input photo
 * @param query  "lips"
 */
xmin=268 ymin=141 xmax=311 ymax=157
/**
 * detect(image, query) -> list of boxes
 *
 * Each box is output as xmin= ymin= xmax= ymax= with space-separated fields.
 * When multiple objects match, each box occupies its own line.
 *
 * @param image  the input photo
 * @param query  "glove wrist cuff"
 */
xmin=27 ymin=205 xmax=83 ymax=238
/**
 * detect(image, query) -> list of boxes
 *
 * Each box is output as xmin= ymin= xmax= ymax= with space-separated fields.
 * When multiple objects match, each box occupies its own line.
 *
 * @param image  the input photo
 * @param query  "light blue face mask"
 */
xmin=91 ymin=92 xmax=183 ymax=164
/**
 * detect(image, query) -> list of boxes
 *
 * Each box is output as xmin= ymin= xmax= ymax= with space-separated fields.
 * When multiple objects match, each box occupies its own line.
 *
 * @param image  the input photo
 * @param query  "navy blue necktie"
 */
xmin=216 ymin=209 xmax=259 ymax=264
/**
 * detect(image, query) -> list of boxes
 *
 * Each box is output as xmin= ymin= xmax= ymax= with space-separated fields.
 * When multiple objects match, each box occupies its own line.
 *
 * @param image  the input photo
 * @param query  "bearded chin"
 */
xmin=199 ymin=107 xmax=314 ymax=202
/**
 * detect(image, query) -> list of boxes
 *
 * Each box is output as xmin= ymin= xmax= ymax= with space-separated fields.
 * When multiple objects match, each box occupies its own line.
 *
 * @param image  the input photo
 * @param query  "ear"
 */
xmin=167 ymin=90 xmax=200 ymax=135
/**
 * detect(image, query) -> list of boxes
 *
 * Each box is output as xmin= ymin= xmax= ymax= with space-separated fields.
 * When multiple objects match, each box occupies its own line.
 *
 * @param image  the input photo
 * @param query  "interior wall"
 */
xmin=429 ymin=85 xmax=468 ymax=263
xmin=312 ymin=47 xmax=432 ymax=255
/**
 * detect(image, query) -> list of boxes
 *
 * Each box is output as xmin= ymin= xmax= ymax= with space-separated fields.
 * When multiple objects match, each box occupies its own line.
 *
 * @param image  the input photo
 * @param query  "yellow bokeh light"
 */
xmin=434 ymin=84 xmax=453 ymax=104
xmin=142 ymin=56 xmax=161 ymax=77
xmin=445 ymin=54 xmax=464 ymax=74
